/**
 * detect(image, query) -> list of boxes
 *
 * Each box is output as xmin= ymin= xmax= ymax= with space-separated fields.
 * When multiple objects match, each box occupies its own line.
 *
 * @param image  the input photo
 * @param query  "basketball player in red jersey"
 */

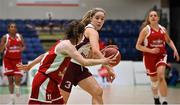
xmin=60 ymin=8 xmax=116 ymax=105
xmin=136 ymin=10 xmax=179 ymax=105
xmin=0 ymin=23 xmax=26 ymax=104
xmin=17 ymin=20 xmax=115 ymax=104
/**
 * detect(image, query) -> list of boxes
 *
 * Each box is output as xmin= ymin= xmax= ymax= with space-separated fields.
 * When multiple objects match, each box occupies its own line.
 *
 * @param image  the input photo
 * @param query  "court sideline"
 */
xmin=0 ymin=85 xmax=180 ymax=104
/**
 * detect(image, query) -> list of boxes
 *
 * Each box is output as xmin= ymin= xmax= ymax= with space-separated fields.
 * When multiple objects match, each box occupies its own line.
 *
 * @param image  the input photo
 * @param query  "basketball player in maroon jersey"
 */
xmin=60 ymin=8 xmax=116 ymax=104
xmin=17 ymin=20 xmax=115 ymax=104
xmin=136 ymin=10 xmax=179 ymax=105
xmin=0 ymin=23 xmax=26 ymax=104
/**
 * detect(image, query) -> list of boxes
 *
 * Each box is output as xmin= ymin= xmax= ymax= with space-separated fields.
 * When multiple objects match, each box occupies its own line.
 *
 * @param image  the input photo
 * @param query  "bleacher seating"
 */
xmin=0 ymin=19 xmax=45 ymax=64
xmin=0 ymin=19 xmax=174 ymax=62
xmin=100 ymin=20 xmax=143 ymax=60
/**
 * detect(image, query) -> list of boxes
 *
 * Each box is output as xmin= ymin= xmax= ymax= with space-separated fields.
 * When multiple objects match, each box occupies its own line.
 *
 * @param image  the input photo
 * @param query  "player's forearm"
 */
xmin=136 ymin=44 xmax=152 ymax=53
xmin=28 ymin=54 xmax=44 ymax=68
xmin=168 ymin=40 xmax=178 ymax=52
xmin=81 ymin=58 xmax=104 ymax=66
xmin=0 ymin=46 xmax=5 ymax=52
xmin=92 ymin=49 xmax=105 ymax=59
xmin=0 ymin=47 xmax=4 ymax=52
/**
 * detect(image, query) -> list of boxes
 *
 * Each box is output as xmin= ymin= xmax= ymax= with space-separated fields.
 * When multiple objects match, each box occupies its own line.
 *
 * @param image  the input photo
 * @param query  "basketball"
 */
xmin=101 ymin=47 xmax=121 ymax=67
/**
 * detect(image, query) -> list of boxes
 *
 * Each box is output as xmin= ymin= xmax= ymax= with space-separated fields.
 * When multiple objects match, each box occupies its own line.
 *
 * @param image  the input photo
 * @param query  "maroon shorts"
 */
xmin=60 ymin=62 xmax=92 ymax=92
xmin=143 ymin=53 xmax=167 ymax=76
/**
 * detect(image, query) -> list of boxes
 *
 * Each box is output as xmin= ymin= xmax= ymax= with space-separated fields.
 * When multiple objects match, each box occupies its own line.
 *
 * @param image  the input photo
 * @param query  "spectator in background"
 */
xmin=47 ymin=12 xmax=54 ymax=35
xmin=98 ymin=65 xmax=109 ymax=86
xmin=0 ymin=23 xmax=26 ymax=104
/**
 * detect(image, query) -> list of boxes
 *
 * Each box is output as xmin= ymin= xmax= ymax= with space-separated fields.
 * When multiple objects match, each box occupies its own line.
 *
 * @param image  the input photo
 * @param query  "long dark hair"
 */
xmin=65 ymin=20 xmax=85 ymax=44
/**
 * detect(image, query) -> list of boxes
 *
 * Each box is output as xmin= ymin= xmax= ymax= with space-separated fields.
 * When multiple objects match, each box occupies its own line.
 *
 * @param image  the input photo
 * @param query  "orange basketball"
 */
xmin=101 ymin=47 xmax=121 ymax=67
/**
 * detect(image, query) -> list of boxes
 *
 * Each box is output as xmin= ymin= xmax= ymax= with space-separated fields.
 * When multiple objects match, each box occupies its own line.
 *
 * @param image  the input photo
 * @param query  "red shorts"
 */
xmin=60 ymin=62 xmax=92 ymax=92
xmin=29 ymin=72 xmax=64 ymax=104
xmin=143 ymin=53 xmax=167 ymax=76
xmin=3 ymin=57 xmax=23 ymax=76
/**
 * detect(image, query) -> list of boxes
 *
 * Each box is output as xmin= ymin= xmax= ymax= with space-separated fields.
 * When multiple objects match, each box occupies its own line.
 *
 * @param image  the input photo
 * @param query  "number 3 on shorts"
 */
xmin=65 ymin=81 xmax=72 ymax=89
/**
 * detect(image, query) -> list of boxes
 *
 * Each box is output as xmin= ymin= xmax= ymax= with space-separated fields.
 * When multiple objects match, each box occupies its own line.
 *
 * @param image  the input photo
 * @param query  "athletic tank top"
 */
xmin=143 ymin=24 xmax=166 ymax=56
xmin=39 ymin=40 xmax=71 ymax=84
xmin=3 ymin=33 xmax=23 ymax=59
xmin=71 ymin=24 xmax=94 ymax=64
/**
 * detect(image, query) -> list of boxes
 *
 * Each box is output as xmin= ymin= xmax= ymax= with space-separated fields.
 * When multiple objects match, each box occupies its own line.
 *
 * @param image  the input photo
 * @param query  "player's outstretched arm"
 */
xmin=17 ymin=54 xmax=45 ymax=71
xmin=57 ymin=40 xmax=115 ymax=66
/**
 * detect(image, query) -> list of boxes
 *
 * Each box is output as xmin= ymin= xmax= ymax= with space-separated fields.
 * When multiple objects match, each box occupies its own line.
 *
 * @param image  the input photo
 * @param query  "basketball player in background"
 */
xmin=0 ymin=23 xmax=26 ymax=104
xmin=136 ymin=10 xmax=179 ymax=105
xmin=17 ymin=20 xmax=115 ymax=104
xmin=60 ymin=8 xmax=116 ymax=105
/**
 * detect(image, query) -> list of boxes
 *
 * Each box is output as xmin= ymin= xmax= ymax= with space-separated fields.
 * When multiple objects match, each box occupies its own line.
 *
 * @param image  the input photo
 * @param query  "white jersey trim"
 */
xmin=85 ymin=24 xmax=95 ymax=29
xmin=5 ymin=34 xmax=9 ymax=46
xmin=29 ymin=96 xmax=63 ymax=103
xmin=5 ymin=33 xmax=21 ymax=47
xmin=144 ymin=25 xmax=151 ymax=47
xmin=38 ymin=78 xmax=49 ymax=101
xmin=156 ymin=54 xmax=167 ymax=67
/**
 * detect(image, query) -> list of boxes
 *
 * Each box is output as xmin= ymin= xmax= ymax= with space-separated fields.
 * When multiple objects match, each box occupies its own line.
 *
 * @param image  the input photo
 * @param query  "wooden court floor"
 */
xmin=0 ymin=85 xmax=180 ymax=105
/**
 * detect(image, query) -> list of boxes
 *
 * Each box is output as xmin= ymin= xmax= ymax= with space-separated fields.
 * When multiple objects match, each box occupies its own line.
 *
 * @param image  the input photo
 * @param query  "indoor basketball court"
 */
xmin=0 ymin=85 xmax=180 ymax=104
xmin=0 ymin=0 xmax=180 ymax=105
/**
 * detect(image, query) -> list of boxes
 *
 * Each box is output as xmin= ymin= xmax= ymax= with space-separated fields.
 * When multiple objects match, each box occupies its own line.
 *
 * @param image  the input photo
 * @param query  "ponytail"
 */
xmin=81 ymin=8 xmax=106 ymax=26
xmin=65 ymin=20 xmax=85 ymax=41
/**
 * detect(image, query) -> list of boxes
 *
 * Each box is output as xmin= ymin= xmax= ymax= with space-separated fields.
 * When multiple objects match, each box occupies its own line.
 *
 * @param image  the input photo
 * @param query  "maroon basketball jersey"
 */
xmin=71 ymin=24 xmax=93 ymax=64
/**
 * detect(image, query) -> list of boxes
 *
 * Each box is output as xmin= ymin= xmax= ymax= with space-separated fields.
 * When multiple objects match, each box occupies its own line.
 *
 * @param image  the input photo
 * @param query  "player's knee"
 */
xmin=94 ymin=87 xmax=103 ymax=97
xmin=156 ymin=71 xmax=165 ymax=83
xmin=151 ymin=81 xmax=159 ymax=89
xmin=159 ymin=74 xmax=165 ymax=82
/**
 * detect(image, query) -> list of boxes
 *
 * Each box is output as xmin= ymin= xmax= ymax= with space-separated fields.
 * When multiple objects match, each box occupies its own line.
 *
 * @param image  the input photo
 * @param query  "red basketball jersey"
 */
xmin=143 ymin=25 xmax=166 ymax=56
xmin=39 ymin=40 xmax=71 ymax=84
xmin=3 ymin=33 xmax=23 ymax=59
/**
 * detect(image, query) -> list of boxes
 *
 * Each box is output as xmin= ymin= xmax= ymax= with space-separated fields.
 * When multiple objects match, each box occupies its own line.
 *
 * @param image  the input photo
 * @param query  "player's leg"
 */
xmin=14 ymin=75 xmax=22 ymax=97
xmin=60 ymin=89 xmax=70 ymax=104
xmin=157 ymin=65 xmax=168 ymax=105
xmin=60 ymin=63 xmax=75 ymax=104
xmin=144 ymin=55 xmax=160 ymax=105
xmin=78 ymin=76 xmax=103 ymax=104
xmin=7 ymin=75 xmax=15 ymax=104
xmin=7 ymin=75 xmax=14 ymax=94
xmin=150 ymin=76 xmax=161 ymax=105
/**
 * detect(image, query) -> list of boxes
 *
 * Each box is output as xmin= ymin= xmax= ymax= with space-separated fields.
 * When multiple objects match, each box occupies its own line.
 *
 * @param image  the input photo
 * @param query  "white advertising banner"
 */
xmin=16 ymin=0 xmax=80 ymax=6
